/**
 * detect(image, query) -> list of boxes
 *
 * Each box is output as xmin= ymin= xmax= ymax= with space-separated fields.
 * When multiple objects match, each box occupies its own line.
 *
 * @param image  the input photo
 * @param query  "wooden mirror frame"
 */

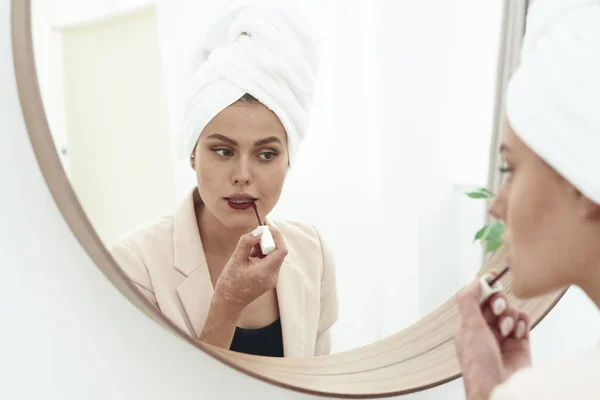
xmin=11 ymin=0 xmax=566 ymax=397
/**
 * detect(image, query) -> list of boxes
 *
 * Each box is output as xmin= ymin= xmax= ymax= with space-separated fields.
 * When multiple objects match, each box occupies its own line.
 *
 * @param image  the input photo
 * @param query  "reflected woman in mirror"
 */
xmin=111 ymin=0 xmax=338 ymax=358
xmin=454 ymin=1 xmax=600 ymax=398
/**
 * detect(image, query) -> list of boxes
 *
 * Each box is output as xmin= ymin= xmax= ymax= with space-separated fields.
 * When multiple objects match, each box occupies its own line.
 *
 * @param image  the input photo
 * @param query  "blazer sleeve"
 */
xmin=313 ymin=227 xmax=339 ymax=356
xmin=110 ymin=241 xmax=159 ymax=309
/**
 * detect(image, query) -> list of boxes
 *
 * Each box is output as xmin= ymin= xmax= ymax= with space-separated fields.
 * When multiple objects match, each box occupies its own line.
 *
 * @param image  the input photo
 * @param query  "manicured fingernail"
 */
xmin=252 ymin=227 xmax=262 ymax=237
xmin=501 ymin=317 xmax=515 ymax=337
xmin=515 ymin=320 xmax=526 ymax=339
xmin=492 ymin=298 xmax=507 ymax=316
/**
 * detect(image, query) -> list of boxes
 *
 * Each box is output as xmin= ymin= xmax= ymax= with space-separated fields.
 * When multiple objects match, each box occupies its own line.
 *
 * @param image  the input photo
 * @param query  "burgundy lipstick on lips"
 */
xmin=224 ymin=193 xmax=257 ymax=211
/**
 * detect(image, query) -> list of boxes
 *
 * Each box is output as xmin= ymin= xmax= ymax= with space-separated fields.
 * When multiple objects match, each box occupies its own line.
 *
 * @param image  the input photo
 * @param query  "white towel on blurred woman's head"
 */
xmin=506 ymin=0 xmax=600 ymax=203
xmin=177 ymin=0 xmax=319 ymax=167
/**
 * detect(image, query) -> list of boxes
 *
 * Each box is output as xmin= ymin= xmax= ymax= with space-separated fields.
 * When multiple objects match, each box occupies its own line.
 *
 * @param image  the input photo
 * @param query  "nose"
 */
xmin=489 ymin=183 xmax=507 ymax=221
xmin=489 ymin=197 xmax=502 ymax=220
xmin=231 ymin=157 xmax=252 ymax=186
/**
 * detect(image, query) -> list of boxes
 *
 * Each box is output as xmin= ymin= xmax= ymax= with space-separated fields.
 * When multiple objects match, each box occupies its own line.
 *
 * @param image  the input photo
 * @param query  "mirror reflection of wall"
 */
xmin=33 ymin=2 xmax=175 ymax=246
xmin=33 ymin=0 xmax=505 ymax=354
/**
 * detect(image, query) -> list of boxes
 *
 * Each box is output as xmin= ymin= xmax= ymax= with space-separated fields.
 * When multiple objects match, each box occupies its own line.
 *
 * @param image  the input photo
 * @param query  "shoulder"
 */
xmin=271 ymin=220 xmax=336 ymax=279
xmin=111 ymin=215 xmax=175 ymax=256
xmin=271 ymin=220 xmax=325 ymax=251
xmin=108 ymin=216 xmax=175 ymax=291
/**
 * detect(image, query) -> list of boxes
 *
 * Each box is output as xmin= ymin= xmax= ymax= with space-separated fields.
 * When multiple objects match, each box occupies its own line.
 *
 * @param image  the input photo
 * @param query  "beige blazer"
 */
xmin=110 ymin=190 xmax=339 ymax=357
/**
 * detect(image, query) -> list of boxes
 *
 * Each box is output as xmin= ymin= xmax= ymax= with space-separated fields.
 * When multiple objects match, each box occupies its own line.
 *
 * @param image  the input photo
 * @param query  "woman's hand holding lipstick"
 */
xmin=198 ymin=225 xmax=287 ymax=349
xmin=213 ymin=225 xmax=287 ymax=312
xmin=454 ymin=276 xmax=531 ymax=400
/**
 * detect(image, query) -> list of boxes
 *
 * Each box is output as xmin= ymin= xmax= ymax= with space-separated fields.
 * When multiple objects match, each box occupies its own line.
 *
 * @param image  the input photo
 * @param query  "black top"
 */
xmin=229 ymin=318 xmax=284 ymax=357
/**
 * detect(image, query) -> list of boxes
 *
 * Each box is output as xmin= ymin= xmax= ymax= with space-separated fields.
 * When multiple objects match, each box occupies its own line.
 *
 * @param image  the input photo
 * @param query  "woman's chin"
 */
xmin=509 ymin=280 xmax=530 ymax=299
xmin=510 ymin=273 xmax=547 ymax=299
xmin=219 ymin=214 xmax=258 ymax=232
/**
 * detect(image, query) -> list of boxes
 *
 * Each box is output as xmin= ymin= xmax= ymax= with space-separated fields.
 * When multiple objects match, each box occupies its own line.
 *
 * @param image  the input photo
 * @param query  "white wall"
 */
xmin=4 ymin=2 xmax=600 ymax=400
xmin=31 ymin=0 xmax=155 ymax=175
xmin=32 ymin=0 xmax=173 ymax=246
xmin=59 ymin=7 xmax=175 ymax=245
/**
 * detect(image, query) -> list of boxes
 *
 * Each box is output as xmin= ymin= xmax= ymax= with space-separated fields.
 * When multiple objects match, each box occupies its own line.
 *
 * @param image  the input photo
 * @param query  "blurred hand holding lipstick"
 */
xmin=454 ymin=268 xmax=531 ymax=400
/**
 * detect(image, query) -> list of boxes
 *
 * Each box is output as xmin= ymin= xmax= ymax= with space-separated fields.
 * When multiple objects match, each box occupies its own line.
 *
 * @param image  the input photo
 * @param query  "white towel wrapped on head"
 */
xmin=177 ymin=0 xmax=319 ymax=167
xmin=506 ymin=0 xmax=600 ymax=203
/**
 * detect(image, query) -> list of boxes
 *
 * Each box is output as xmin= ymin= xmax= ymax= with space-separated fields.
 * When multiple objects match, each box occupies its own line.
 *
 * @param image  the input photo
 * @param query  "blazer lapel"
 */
xmin=173 ymin=190 xmax=214 ymax=339
xmin=170 ymin=201 xmax=308 ymax=353
xmin=270 ymin=220 xmax=308 ymax=358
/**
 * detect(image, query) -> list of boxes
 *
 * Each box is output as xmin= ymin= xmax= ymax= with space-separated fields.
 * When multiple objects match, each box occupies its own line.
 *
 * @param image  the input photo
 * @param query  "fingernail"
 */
xmin=252 ymin=227 xmax=262 ymax=237
xmin=515 ymin=320 xmax=526 ymax=339
xmin=492 ymin=298 xmax=507 ymax=316
xmin=500 ymin=317 xmax=515 ymax=337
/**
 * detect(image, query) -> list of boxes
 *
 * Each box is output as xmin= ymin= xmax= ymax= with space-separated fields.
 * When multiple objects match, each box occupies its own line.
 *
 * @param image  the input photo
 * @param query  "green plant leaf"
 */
xmin=474 ymin=224 xmax=490 ymax=242
xmin=466 ymin=187 xmax=495 ymax=199
xmin=480 ymin=223 xmax=495 ymax=241
xmin=479 ymin=188 xmax=495 ymax=197
xmin=486 ymin=241 xmax=503 ymax=254
xmin=486 ymin=238 xmax=503 ymax=253
xmin=485 ymin=223 xmax=504 ymax=254
xmin=466 ymin=191 xmax=489 ymax=199
xmin=489 ymin=222 xmax=504 ymax=237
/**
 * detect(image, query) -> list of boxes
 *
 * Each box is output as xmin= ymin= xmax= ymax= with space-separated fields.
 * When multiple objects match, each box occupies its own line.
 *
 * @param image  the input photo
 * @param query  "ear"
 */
xmin=570 ymin=183 xmax=600 ymax=220
xmin=580 ymin=195 xmax=600 ymax=220
xmin=190 ymin=146 xmax=197 ymax=169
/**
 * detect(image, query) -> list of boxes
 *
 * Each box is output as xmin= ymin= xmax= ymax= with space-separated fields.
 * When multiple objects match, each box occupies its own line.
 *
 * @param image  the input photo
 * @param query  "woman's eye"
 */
xmin=258 ymin=152 xmax=278 ymax=161
xmin=499 ymin=165 xmax=513 ymax=182
xmin=213 ymin=148 xmax=233 ymax=157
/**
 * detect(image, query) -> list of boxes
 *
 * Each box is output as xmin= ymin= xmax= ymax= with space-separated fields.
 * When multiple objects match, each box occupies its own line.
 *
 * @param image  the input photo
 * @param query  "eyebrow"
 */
xmin=206 ymin=133 xmax=237 ymax=146
xmin=254 ymin=136 xmax=282 ymax=147
xmin=499 ymin=143 xmax=510 ymax=153
xmin=206 ymin=133 xmax=282 ymax=147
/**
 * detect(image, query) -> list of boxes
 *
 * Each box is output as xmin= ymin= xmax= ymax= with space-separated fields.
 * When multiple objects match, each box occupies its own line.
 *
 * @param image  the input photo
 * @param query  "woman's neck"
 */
xmin=195 ymin=204 xmax=246 ymax=257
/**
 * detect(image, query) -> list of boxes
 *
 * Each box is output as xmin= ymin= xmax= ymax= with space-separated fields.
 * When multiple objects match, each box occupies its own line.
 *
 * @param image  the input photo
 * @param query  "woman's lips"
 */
xmin=225 ymin=198 xmax=256 ymax=211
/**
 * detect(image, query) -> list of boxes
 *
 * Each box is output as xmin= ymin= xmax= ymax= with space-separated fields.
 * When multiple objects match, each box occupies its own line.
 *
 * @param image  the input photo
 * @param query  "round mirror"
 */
xmin=15 ymin=0 xmax=564 ymax=396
